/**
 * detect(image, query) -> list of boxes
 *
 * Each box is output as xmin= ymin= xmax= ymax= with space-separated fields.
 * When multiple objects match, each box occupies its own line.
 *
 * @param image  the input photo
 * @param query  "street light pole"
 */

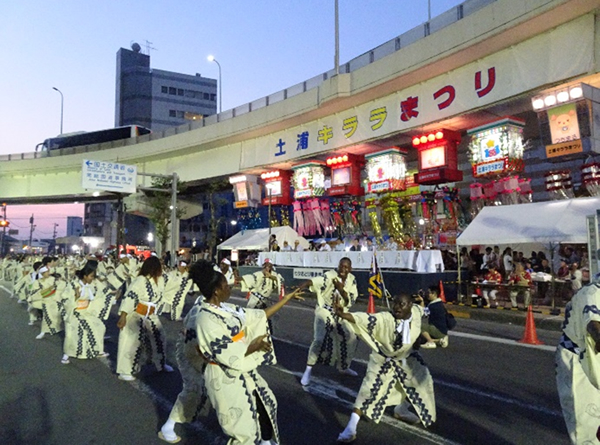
xmin=207 ymin=55 xmax=222 ymax=114
xmin=52 ymin=87 xmax=64 ymax=134
xmin=334 ymin=0 xmax=340 ymax=75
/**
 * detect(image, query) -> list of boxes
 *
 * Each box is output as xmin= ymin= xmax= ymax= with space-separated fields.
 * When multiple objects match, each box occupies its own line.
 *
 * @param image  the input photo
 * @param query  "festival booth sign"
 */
xmin=467 ymin=117 xmax=529 ymax=211
xmin=531 ymin=83 xmax=600 ymax=160
xmin=365 ymin=147 xmax=407 ymax=194
xmin=261 ymin=170 xmax=292 ymax=206
xmin=325 ymin=153 xmax=365 ymax=237
xmin=229 ymin=174 xmax=261 ymax=209
xmin=291 ymin=161 xmax=332 ymax=237
xmin=412 ymin=130 xmax=463 ymax=185
xmin=260 ymin=169 xmax=292 ymax=229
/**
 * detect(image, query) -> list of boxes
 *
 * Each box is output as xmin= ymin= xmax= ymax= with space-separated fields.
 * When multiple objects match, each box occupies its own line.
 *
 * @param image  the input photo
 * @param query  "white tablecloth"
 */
xmin=257 ymin=250 xmax=444 ymax=273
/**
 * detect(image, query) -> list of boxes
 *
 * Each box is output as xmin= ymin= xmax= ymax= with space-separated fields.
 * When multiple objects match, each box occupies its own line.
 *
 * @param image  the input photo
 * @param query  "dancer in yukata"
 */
xmin=160 ymin=260 xmax=193 ymax=321
xmin=556 ymin=281 xmax=600 ymax=444
xmin=239 ymin=259 xmax=283 ymax=310
xmin=116 ymin=256 xmax=173 ymax=381
xmin=335 ymin=293 xmax=436 ymax=442
xmin=60 ymin=260 xmax=114 ymax=364
xmin=300 ymin=257 xmax=360 ymax=387
xmin=190 ymin=260 xmax=303 ymax=445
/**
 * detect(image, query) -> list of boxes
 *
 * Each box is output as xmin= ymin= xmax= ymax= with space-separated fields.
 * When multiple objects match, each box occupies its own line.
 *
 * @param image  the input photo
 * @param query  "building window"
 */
xmin=177 ymin=88 xmax=184 ymax=96
xmin=161 ymin=86 xmax=168 ymax=94
xmin=210 ymin=94 xmax=216 ymax=101
xmin=184 ymin=112 xmax=204 ymax=121
xmin=185 ymin=90 xmax=195 ymax=98
xmin=203 ymin=92 xmax=209 ymax=100
xmin=169 ymin=110 xmax=176 ymax=117
xmin=177 ymin=111 xmax=185 ymax=118
xmin=169 ymin=87 xmax=177 ymax=95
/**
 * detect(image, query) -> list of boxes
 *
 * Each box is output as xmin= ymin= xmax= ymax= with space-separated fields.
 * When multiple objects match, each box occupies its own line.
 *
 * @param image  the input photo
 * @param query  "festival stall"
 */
xmin=217 ymin=226 xmax=309 ymax=252
xmin=456 ymin=196 xmax=600 ymax=254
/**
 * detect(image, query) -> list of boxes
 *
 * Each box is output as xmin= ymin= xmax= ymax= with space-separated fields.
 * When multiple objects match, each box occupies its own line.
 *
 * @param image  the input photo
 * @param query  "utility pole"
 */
xmin=29 ymin=214 xmax=35 ymax=251
xmin=1 ymin=203 xmax=6 ymax=256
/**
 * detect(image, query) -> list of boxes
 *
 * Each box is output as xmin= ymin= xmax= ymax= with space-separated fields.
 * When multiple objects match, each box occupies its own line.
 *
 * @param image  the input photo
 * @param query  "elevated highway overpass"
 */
xmin=2 ymin=0 xmax=600 ymax=204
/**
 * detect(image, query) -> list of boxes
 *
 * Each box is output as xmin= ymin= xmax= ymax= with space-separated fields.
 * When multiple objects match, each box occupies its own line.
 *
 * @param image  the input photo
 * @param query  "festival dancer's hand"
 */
xmin=116 ymin=312 xmax=127 ymax=330
xmin=285 ymin=288 xmax=305 ymax=302
xmin=332 ymin=278 xmax=344 ymax=292
xmin=333 ymin=295 xmax=344 ymax=317
xmin=247 ymin=334 xmax=272 ymax=355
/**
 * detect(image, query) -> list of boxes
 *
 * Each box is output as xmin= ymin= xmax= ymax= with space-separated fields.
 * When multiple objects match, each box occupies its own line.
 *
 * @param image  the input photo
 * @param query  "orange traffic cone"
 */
xmin=439 ymin=280 xmax=446 ymax=303
xmin=518 ymin=305 xmax=544 ymax=345
xmin=367 ymin=294 xmax=376 ymax=314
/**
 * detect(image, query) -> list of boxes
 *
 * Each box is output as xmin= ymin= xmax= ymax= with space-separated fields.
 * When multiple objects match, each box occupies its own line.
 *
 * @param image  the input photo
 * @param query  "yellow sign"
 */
xmin=545 ymin=140 xmax=583 ymax=158
xmin=234 ymin=201 xmax=248 ymax=208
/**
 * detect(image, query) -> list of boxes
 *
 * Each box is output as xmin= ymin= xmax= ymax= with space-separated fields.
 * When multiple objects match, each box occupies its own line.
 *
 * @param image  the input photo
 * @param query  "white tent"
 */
xmin=217 ymin=226 xmax=310 ymax=251
xmin=456 ymin=197 xmax=600 ymax=254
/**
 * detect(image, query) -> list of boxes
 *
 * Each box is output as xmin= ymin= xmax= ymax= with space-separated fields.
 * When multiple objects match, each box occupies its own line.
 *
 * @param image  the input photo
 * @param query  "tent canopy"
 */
xmin=217 ymin=226 xmax=310 ymax=251
xmin=457 ymin=197 xmax=600 ymax=250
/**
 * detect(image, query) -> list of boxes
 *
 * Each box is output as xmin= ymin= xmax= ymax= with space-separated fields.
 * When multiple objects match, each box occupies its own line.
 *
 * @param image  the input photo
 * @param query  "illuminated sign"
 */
xmin=547 ymin=103 xmax=581 ymax=145
xmin=420 ymin=145 xmax=446 ymax=169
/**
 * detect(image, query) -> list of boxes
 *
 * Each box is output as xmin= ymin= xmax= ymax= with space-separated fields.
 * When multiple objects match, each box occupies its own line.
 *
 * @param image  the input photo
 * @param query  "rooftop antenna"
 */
xmin=144 ymin=40 xmax=157 ymax=56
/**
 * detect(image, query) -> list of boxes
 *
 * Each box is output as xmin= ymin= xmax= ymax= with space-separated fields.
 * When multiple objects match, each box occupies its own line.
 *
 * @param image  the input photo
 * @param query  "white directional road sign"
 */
xmin=81 ymin=160 xmax=137 ymax=194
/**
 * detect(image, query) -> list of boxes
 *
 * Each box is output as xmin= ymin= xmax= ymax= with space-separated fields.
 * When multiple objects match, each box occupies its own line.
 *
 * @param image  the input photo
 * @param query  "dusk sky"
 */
xmin=1 ymin=0 xmax=463 ymax=239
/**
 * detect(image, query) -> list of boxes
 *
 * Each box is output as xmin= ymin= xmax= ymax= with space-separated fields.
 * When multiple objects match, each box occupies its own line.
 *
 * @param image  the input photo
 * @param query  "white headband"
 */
xmin=37 ymin=266 xmax=49 ymax=279
xmin=221 ymin=259 xmax=231 ymax=265
xmin=119 ymin=254 xmax=126 ymax=259
xmin=179 ymin=261 xmax=188 ymax=267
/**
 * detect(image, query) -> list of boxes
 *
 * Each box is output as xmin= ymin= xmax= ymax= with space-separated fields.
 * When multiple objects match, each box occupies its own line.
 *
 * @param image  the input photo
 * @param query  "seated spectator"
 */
xmin=482 ymin=264 xmax=502 ymax=308
xmin=384 ymin=235 xmax=398 ymax=251
xmin=366 ymin=238 xmax=375 ymax=251
xmin=271 ymin=240 xmax=281 ymax=252
xmin=293 ymin=240 xmax=304 ymax=252
xmin=508 ymin=263 xmax=532 ymax=309
xmin=569 ymin=262 xmax=583 ymax=295
xmin=349 ymin=238 xmax=361 ymax=252
xmin=557 ymin=259 xmax=570 ymax=279
xmin=319 ymin=240 xmax=331 ymax=252
xmin=419 ymin=285 xmax=451 ymax=349
xmin=281 ymin=241 xmax=293 ymax=251
xmin=564 ymin=246 xmax=580 ymax=265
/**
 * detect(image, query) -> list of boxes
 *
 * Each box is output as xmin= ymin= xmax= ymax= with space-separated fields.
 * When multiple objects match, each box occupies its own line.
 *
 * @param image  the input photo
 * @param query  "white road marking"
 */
xmin=272 ymin=336 xmax=563 ymax=419
xmin=449 ymin=331 xmax=556 ymax=351
xmin=274 ymin=366 xmax=462 ymax=445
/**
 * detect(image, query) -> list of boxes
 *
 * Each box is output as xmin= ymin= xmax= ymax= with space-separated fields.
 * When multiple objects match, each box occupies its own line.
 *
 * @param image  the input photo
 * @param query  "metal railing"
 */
xmin=0 ymin=0 xmax=496 ymax=162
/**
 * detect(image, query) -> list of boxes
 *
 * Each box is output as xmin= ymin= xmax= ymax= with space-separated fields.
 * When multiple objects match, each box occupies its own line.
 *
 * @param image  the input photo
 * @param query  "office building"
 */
xmin=66 ymin=216 xmax=83 ymax=237
xmin=115 ymin=45 xmax=217 ymax=131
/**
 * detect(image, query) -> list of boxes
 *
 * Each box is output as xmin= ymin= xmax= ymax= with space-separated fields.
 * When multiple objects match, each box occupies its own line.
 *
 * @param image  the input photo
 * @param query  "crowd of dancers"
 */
xmin=0 ymin=253 xmax=448 ymax=444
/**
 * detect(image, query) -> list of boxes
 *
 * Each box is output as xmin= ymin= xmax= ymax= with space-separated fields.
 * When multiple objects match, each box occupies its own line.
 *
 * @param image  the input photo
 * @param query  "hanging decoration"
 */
xmin=545 ymin=170 xmax=574 ymax=200
xmin=581 ymin=162 xmax=600 ymax=197
xmin=498 ymin=175 xmax=521 ymax=205
xmin=237 ymin=208 xmax=262 ymax=231
xmin=280 ymin=207 xmax=290 ymax=227
xmin=518 ymin=178 xmax=533 ymax=203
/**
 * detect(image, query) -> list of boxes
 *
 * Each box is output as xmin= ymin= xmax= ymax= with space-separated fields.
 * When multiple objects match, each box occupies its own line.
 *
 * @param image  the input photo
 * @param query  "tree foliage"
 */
xmin=145 ymin=177 xmax=186 ymax=254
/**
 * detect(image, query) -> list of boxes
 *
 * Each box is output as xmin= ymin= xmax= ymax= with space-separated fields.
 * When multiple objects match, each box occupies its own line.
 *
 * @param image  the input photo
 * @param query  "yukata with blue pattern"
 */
xmin=307 ymin=270 xmax=359 ymax=371
xmin=241 ymin=270 xmax=283 ymax=310
xmin=165 ymin=300 xmax=211 ymax=427
xmin=61 ymin=278 xmax=114 ymax=360
xmin=196 ymin=302 xmax=278 ymax=445
xmin=350 ymin=305 xmax=436 ymax=426
xmin=556 ymin=283 xmax=600 ymax=444
xmin=116 ymin=275 xmax=168 ymax=376
xmin=160 ymin=268 xmax=193 ymax=321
